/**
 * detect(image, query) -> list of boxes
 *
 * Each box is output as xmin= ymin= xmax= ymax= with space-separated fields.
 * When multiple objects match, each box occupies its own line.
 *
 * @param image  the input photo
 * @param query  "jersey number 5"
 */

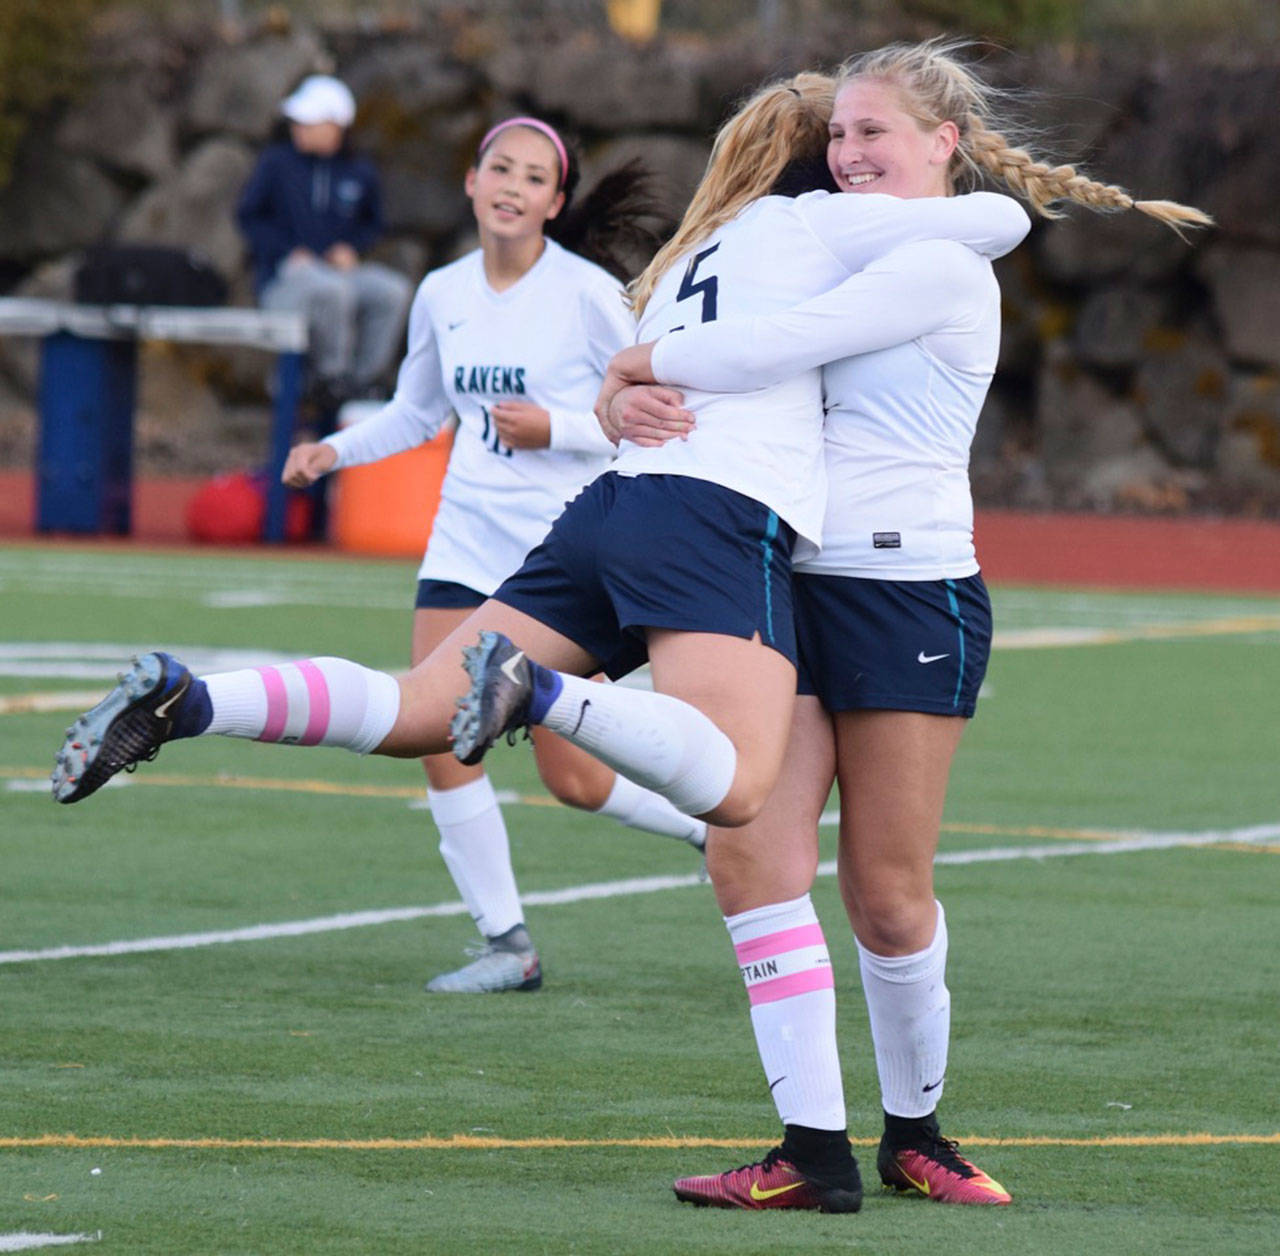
xmin=674 ymin=243 xmax=720 ymax=325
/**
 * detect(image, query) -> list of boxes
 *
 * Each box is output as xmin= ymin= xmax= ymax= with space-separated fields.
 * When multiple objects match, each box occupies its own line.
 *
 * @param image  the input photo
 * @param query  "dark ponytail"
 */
xmin=547 ymin=157 xmax=671 ymax=282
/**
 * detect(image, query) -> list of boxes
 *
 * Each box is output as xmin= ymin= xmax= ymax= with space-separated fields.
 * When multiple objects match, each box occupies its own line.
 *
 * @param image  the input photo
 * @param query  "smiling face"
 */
xmin=465 ymin=126 xmax=566 ymax=243
xmin=826 ymin=78 xmax=958 ymax=201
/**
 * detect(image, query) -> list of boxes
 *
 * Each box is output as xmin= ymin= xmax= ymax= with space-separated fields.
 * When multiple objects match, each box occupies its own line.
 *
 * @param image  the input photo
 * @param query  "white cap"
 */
xmin=281 ymin=76 xmax=356 ymax=128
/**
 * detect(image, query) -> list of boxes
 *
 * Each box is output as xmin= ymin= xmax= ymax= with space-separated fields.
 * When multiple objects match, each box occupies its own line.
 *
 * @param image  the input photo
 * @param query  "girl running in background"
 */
xmin=600 ymin=40 xmax=1210 ymax=1211
xmin=279 ymin=117 xmax=705 ymax=995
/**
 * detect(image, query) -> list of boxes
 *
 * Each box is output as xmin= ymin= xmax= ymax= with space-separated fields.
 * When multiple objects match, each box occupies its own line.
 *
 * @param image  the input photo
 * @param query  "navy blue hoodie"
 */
xmin=237 ymin=142 xmax=385 ymax=293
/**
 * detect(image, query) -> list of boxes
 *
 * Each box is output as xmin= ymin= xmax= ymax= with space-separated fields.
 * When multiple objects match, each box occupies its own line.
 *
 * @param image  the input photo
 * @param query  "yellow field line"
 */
xmin=0 ymin=766 xmax=563 ymax=808
xmin=1087 ymin=615 xmax=1280 ymax=646
xmin=5 ymin=766 xmax=1274 ymax=849
xmin=2 ymin=1132 xmax=1277 ymax=1152
xmin=938 ymin=821 xmax=1128 ymax=842
xmin=0 ymin=769 xmax=1137 ymax=831
xmin=992 ymin=614 xmax=1280 ymax=652
xmin=0 ymin=690 xmax=107 ymax=716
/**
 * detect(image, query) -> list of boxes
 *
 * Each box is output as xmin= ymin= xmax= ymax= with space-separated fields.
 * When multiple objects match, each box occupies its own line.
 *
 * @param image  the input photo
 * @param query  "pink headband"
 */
xmin=478 ymin=116 xmax=569 ymax=185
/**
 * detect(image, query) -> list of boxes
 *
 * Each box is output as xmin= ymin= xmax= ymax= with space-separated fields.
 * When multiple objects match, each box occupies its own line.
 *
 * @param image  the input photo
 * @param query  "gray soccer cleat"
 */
xmin=450 ymin=631 xmax=535 ymax=766
xmin=425 ymin=943 xmax=542 ymax=993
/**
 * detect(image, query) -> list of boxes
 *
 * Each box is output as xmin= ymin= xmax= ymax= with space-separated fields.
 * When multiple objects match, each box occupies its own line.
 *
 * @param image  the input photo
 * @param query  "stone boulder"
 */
xmin=1073 ymin=285 xmax=1170 ymax=370
xmin=1161 ymin=64 xmax=1280 ymax=247
xmin=1035 ymin=341 xmax=1148 ymax=495
xmin=1133 ymin=332 xmax=1232 ymax=468
xmin=345 ymin=48 xmax=484 ymax=241
xmin=1196 ymin=244 xmax=1280 ymax=372
xmin=342 ymin=42 xmax=479 ymax=117
xmin=56 ymin=75 xmax=178 ymax=182
xmin=1079 ymin=446 xmax=1193 ymax=513
xmin=1215 ymin=372 xmax=1280 ymax=503
xmin=134 ymin=341 xmax=230 ymax=475
xmin=1035 ymin=204 xmax=1194 ymax=287
xmin=185 ymin=31 xmax=325 ymax=141
xmin=0 ymin=146 xmax=127 ymax=264
xmin=489 ymin=32 xmax=708 ymax=132
xmin=1008 ymin=46 xmax=1128 ymax=162
xmin=117 ymin=138 xmax=257 ymax=279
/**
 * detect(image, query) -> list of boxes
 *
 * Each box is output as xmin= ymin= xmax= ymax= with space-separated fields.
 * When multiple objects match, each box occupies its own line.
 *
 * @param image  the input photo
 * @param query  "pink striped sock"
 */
xmin=726 ymin=894 xmax=846 ymax=1131
xmin=203 ymin=656 xmax=400 ymax=754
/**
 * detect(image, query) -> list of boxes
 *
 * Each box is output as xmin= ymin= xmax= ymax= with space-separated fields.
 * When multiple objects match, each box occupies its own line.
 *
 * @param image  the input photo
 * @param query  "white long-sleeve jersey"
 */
xmin=323 ymin=240 xmax=632 ymax=592
xmin=651 ymin=234 xmax=1011 ymax=578
xmin=635 ymin=189 xmax=1029 ymax=551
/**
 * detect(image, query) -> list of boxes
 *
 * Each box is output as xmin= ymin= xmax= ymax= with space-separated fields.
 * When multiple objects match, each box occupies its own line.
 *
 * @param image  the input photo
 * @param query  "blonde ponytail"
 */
xmin=629 ymin=72 xmax=835 ymax=315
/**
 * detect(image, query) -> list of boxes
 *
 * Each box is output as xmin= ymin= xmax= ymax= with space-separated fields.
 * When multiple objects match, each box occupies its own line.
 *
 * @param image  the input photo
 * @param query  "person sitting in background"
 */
xmin=237 ymin=74 xmax=413 ymax=409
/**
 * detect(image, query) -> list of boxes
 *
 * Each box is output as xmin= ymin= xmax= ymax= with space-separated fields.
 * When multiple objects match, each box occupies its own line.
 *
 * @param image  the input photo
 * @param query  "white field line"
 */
xmin=0 ymin=1236 xmax=100 ymax=1253
xmin=2 ymin=823 xmax=1276 ymax=967
xmin=4 ymin=606 xmax=1280 ymax=692
xmin=0 ymin=644 xmax=305 ymax=684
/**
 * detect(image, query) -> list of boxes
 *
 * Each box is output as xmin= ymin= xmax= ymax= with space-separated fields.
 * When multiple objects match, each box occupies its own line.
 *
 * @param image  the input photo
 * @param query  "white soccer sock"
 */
xmin=539 ymin=673 xmax=736 ymax=817
xmin=594 ymin=773 xmax=708 ymax=846
xmin=203 ymin=657 xmax=400 ymax=754
xmin=428 ymin=776 xmax=523 ymax=940
xmin=858 ymin=900 xmax=951 ymax=1119
xmin=726 ymin=894 xmax=847 ymax=1131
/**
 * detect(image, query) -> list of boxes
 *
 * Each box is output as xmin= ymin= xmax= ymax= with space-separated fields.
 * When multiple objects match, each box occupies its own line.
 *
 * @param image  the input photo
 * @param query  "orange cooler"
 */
xmin=332 ymin=413 xmax=454 ymax=558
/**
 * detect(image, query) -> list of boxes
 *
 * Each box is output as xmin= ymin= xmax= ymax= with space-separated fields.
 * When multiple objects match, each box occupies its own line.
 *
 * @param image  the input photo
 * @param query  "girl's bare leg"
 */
xmin=834 ymin=709 xmax=967 ymax=1123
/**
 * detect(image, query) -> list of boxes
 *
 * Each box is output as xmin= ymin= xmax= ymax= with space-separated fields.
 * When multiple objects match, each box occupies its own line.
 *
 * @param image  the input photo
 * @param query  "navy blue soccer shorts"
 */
xmin=414 ymin=579 xmax=486 ymax=610
xmin=493 ymin=472 xmax=797 ymax=681
xmin=794 ymin=572 xmax=992 ymax=718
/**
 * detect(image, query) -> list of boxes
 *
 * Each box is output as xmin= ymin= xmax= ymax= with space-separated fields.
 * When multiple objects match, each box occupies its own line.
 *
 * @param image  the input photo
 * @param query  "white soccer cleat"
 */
xmin=425 ymin=943 xmax=542 ymax=993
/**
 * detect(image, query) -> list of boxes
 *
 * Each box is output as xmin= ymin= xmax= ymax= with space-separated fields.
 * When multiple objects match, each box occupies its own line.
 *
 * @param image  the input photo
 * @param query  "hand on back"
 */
xmin=601 ymin=385 xmax=694 ymax=447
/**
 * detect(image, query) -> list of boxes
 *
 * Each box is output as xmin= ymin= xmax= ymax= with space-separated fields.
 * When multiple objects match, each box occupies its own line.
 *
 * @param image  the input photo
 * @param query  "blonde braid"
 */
xmin=965 ymin=114 xmax=1212 ymax=236
xmin=839 ymin=39 xmax=1212 ymax=239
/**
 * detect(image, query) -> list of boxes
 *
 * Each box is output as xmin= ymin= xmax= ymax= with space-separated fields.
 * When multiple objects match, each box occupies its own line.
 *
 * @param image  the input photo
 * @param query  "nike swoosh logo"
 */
xmin=922 ymin=1077 xmax=944 ymax=1092
xmin=448 ymin=320 xmax=466 ymax=330
xmin=570 ymin=699 xmax=591 ymax=737
xmin=899 ymin=1168 xmax=931 ymax=1196
xmin=768 ymin=1075 xmax=787 ymax=1093
xmin=917 ymin=651 xmax=950 ymax=664
xmin=153 ymin=676 xmax=190 ymax=720
xmin=748 ymin=1179 xmax=807 ymax=1202
xmin=499 ymin=651 xmax=526 ymax=685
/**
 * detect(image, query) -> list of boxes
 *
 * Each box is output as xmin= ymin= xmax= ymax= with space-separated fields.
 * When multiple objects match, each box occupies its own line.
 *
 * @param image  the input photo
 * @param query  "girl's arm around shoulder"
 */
xmin=798 ymin=189 xmax=1030 ymax=274
xmin=652 ymin=239 xmax=991 ymax=394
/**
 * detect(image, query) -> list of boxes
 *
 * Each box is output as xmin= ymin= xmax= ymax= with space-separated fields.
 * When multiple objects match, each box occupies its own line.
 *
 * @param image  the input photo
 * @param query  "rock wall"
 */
xmin=1 ymin=8 xmax=1278 ymax=513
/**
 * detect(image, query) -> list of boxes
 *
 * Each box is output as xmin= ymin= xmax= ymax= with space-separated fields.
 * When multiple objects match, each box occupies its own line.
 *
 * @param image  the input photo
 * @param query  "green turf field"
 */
xmin=1 ymin=545 xmax=1277 ymax=1254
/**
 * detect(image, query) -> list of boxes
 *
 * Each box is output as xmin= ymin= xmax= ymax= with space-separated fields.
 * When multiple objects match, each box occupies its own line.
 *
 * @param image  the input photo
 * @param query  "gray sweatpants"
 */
xmin=262 ymin=257 xmax=413 ymax=386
